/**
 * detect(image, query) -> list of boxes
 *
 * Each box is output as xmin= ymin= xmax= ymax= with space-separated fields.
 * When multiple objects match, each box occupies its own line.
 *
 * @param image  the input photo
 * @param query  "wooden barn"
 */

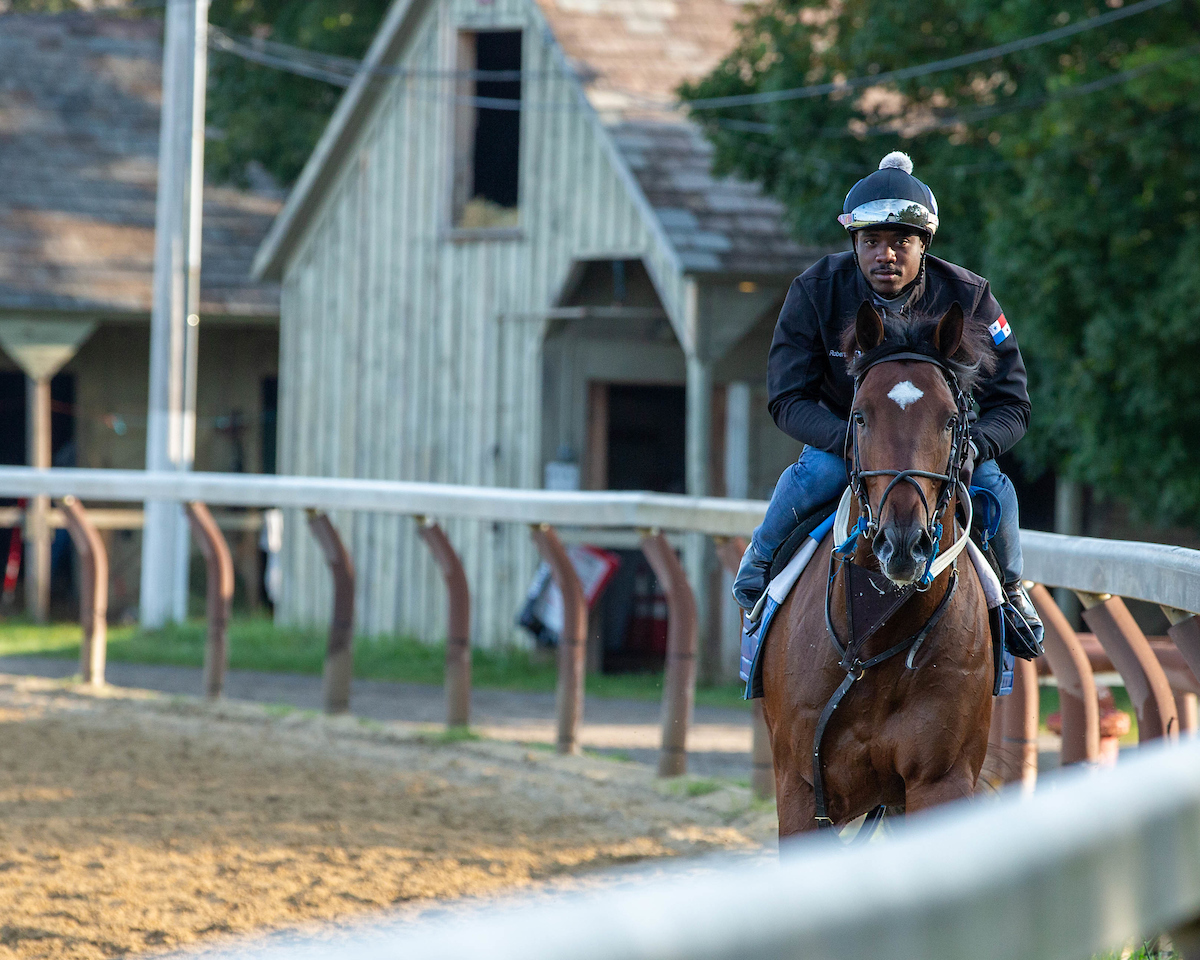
xmin=0 ymin=12 xmax=282 ymax=617
xmin=253 ymin=0 xmax=828 ymax=670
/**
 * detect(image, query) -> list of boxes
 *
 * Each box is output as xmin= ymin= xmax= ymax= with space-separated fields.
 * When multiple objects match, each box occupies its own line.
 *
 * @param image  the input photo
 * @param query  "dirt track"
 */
xmin=0 ymin=676 xmax=775 ymax=959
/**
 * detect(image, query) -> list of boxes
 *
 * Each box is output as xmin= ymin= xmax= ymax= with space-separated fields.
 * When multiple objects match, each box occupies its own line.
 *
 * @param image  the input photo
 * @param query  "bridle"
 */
xmin=811 ymin=348 xmax=974 ymax=835
xmin=844 ymin=349 xmax=973 ymax=591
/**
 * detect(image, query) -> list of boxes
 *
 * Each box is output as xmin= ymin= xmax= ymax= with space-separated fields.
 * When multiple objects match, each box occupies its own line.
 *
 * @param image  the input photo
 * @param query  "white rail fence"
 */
xmin=203 ymin=737 xmax=1200 ymax=960
xmin=3 ymin=468 xmax=1200 ymax=956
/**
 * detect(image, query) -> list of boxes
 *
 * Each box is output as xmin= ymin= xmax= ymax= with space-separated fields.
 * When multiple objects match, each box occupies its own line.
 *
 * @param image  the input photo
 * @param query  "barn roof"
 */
xmin=254 ymin=0 xmax=822 ymax=281
xmin=532 ymin=0 xmax=822 ymax=275
xmin=0 ymin=13 xmax=281 ymax=319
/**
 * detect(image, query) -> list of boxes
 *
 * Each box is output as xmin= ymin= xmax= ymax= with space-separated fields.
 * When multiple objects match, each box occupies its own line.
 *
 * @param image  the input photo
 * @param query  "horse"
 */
xmin=761 ymin=300 xmax=996 ymax=838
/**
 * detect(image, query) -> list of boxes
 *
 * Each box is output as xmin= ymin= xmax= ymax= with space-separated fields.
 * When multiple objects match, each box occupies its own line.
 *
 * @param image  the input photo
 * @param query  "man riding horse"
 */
xmin=733 ymin=151 xmax=1043 ymax=641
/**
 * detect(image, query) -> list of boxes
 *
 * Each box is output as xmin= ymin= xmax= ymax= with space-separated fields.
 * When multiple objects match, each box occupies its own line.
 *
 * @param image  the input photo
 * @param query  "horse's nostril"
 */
xmin=910 ymin=527 xmax=933 ymax=562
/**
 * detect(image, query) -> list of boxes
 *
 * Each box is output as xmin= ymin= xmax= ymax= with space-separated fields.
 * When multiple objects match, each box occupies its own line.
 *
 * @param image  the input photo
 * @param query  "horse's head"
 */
xmin=843 ymin=301 xmax=992 ymax=585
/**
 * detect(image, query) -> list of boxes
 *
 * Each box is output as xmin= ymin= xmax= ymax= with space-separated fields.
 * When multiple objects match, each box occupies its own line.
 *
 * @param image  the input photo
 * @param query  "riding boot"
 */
xmin=732 ymin=539 xmax=772 ymax=613
xmin=1003 ymin=580 xmax=1045 ymax=659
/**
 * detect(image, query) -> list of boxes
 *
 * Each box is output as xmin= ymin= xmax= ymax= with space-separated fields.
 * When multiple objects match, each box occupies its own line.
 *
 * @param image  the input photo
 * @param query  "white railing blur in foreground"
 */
xmin=0 ymin=467 xmax=1197 ymax=612
xmin=195 ymin=737 xmax=1200 ymax=960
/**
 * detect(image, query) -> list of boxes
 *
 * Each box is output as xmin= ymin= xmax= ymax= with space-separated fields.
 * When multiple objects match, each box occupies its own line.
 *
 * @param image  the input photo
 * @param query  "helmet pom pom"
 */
xmin=878 ymin=151 xmax=914 ymax=174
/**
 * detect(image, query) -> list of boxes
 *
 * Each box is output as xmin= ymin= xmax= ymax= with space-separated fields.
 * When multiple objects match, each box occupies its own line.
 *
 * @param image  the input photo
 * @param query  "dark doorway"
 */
xmin=606 ymin=384 xmax=686 ymax=493
xmin=593 ymin=383 xmax=686 ymax=672
xmin=261 ymin=376 xmax=278 ymax=474
xmin=0 ymin=372 xmax=25 ymax=465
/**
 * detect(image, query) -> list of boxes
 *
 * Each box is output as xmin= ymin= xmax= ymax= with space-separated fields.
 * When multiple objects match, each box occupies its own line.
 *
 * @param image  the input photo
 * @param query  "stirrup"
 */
xmin=1002 ymin=582 xmax=1044 ymax=660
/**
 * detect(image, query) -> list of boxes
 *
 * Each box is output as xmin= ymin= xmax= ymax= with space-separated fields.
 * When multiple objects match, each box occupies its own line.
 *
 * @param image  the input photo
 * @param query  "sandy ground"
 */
xmin=0 ymin=658 xmax=755 ymax=777
xmin=0 ymin=675 xmax=776 ymax=959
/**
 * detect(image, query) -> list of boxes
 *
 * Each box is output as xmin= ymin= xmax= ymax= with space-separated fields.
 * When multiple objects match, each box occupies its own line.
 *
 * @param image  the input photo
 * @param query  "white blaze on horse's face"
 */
xmin=887 ymin=380 xmax=924 ymax=410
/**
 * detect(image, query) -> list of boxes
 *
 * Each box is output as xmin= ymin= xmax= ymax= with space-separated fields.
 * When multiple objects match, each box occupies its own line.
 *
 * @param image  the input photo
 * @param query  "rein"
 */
xmin=811 ymin=350 xmax=974 ymax=832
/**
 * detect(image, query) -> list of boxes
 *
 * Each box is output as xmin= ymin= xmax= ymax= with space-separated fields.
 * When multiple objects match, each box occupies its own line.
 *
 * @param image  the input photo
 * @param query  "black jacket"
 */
xmin=767 ymin=252 xmax=1030 ymax=462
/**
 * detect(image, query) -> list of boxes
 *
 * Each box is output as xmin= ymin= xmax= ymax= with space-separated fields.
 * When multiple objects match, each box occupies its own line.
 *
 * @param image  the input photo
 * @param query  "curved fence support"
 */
xmin=1079 ymin=593 xmax=1178 ymax=742
xmin=185 ymin=501 xmax=234 ymax=699
xmin=714 ymin=535 xmax=773 ymax=799
xmin=531 ymin=524 xmax=587 ymax=755
xmin=419 ymin=519 xmax=471 ymax=728
xmin=640 ymin=531 xmax=697 ymax=778
xmin=59 ymin=496 xmax=107 ymax=687
xmin=1002 ymin=657 xmax=1039 ymax=791
xmin=306 ymin=510 xmax=356 ymax=715
xmin=1030 ymin=583 xmax=1100 ymax=765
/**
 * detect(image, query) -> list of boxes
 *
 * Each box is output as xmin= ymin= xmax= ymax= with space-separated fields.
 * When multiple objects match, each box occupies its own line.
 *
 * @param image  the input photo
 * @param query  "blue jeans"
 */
xmin=751 ymin=447 xmax=1023 ymax=584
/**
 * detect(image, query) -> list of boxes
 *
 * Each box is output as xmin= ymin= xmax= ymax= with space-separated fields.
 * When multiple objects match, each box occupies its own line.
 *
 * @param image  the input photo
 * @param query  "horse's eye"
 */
xmin=945 ymin=416 xmax=958 ymax=432
xmin=853 ymin=411 xmax=866 ymax=427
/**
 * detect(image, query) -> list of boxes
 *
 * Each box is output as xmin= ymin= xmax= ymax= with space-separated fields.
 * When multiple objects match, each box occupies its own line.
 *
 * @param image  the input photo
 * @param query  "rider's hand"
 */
xmin=960 ymin=440 xmax=978 ymax=488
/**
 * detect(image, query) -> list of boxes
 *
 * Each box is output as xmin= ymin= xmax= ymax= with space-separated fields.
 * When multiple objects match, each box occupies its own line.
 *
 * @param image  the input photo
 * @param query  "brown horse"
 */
xmin=761 ymin=301 xmax=995 ymax=838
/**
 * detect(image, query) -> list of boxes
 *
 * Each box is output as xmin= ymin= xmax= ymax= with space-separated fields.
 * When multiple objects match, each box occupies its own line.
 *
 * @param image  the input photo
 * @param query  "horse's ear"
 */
xmin=856 ymin=301 xmax=884 ymax=352
xmin=936 ymin=302 xmax=964 ymax=358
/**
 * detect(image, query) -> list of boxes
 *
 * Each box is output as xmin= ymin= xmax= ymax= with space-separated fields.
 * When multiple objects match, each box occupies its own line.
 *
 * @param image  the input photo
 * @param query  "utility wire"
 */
xmin=712 ymin=43 xmax=1200 ymax=137
xmin=683 ymin=0 xmax=1178 ymax=110
xmin=206 ymin=0 xmax=1179 ymax=114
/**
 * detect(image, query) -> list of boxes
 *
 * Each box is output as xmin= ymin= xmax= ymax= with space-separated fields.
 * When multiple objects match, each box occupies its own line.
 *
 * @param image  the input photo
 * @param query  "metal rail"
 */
xmin=198 ymin=737 xmax=1200 ymax=960
xmin=8 ymin=465 xmax=1200 ymax=779
xmin=0 ymin=467 xmax=765 ymax=537
xmin=11 ymin=467 xmax=1200 ymax=956
xmin=1 ymin=468 xmax=1197 ymax=613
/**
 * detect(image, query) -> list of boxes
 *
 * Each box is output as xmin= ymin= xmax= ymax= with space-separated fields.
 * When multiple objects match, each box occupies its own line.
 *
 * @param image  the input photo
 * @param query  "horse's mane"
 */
xmin=841 ymin=310 xmax=996 ymax=393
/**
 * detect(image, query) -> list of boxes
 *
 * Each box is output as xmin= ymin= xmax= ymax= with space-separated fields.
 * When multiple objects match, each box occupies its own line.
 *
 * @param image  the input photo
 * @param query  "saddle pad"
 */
xmin=739 ymin=517 xmax=1013 ymax=701
xmin=966 ymin=539 xmax=1013 ymax=697
xmin=740 ymin=511 xmax=838 ymax=699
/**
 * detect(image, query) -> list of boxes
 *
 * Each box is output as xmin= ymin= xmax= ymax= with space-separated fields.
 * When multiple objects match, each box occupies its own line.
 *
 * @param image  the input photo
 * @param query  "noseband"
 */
xmin=812 ymin=348 xmax=973 ymax=834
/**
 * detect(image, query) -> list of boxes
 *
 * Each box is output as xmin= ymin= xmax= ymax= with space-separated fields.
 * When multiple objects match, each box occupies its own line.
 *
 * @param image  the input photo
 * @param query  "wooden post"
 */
xmin=1079 ymin=593 xmax=1177 ymax=742
xmin=185 ymin=501 xmax=233 ymax=699
xmin=59 ymin=497 xmax=107 ymax=687
xmin=418 ymin=519 xmax=471 ymax=728
xmin=641 ymin=531 xmax=697 ymax=777
xmin=25 ymin=375 xmax=50 ymax=623
xmin=1002 ymin=658 xmax=1040 ymax=792
xmin=531 ymin=524 xmax=586 ymax=755
xmin=750 ymin=701 xmax=775 ymax=801
xmin=1029 ymin=583 xmax=1100 ymax=765
xmin=714 ymin=534 xmax=773 ymax=799
xmin=306 ymin=510 xmax=355 ymax=714
xmin=983 ymin=693 xmax=1006 ymax=789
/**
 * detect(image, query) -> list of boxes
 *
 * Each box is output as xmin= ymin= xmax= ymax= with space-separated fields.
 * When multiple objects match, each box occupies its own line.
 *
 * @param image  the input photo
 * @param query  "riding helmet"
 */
xmin=838 ymin=152 xmax=939 ymax=240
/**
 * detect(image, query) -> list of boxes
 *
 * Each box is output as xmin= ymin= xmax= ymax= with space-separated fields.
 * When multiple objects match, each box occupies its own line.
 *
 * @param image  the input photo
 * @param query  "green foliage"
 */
xmin=205 ymin=0 xmax=391 ymax=186
xmin=681 ymin=0 xmax=1200 ymax=524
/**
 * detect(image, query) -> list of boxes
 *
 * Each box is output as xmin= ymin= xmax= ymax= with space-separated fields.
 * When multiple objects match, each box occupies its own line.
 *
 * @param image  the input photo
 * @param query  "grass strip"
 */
xmin=0 ymin=618 xmax=751 ymax=710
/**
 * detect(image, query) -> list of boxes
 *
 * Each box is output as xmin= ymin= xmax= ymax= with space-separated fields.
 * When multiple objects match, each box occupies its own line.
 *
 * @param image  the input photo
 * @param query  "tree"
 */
xmin=205 ymin=0 xmax=389 ymax=187
xmin=681 ymin=0 xmax=1200 ymax=524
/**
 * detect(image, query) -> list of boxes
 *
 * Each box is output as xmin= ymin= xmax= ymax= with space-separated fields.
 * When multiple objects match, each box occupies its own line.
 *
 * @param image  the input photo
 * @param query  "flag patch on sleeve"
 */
xmin=988 ymin=314 xmax=1012 ymax=345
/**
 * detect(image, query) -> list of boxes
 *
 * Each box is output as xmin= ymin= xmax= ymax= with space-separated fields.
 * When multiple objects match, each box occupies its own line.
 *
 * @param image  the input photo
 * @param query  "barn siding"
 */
xmin=275 ymin=0 xmax=677 ymax=646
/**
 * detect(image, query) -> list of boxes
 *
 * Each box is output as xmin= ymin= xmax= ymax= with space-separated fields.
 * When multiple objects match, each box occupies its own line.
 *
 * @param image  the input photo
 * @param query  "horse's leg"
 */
xmin=903 ymin=758 xmax=978 ymax=815
xmin=774 ymin=768 xmax=817 ymax=838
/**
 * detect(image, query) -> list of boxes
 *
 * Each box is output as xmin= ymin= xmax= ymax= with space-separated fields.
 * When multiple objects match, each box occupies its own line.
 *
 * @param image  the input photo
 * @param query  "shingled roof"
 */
xmin=0 ymin=12 xmax=280 ymax=318
xmin=533 ymin=0 xmax=823 ymax=276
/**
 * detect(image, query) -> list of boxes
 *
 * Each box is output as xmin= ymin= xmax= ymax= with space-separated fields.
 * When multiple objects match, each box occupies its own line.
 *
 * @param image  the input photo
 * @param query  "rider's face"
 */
xmin=854 ymin=228 xmax=925 ymax=297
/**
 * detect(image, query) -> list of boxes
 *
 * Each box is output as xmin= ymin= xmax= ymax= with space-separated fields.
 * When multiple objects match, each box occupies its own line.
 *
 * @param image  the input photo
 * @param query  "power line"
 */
xmin=711 ymin=44 xmax=1200 ymax=138
xmin=205 ymin=0 xmax=1183 ymax=117
xmin=683 ymin=0 xmax=1178 ymax=111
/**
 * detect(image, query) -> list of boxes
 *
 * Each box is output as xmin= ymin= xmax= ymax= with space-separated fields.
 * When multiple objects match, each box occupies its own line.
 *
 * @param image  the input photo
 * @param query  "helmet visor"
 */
xmin=838 ymin=198 xmax=939 ymax=236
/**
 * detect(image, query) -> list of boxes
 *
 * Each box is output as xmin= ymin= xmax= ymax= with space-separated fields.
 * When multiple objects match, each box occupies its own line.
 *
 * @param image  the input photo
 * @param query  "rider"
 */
xmin=732 ymin=151 xmax=1043 ymax=639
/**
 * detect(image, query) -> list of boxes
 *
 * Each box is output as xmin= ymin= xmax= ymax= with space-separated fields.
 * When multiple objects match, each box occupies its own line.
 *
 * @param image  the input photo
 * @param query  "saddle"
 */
xmin=740 ymin=489 xmax=1015 ymax=701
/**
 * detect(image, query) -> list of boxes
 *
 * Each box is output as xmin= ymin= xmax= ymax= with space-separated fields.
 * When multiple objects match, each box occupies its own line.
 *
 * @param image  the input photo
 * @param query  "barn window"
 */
xmin=452 ymin=30 xmax=522 ymax=230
